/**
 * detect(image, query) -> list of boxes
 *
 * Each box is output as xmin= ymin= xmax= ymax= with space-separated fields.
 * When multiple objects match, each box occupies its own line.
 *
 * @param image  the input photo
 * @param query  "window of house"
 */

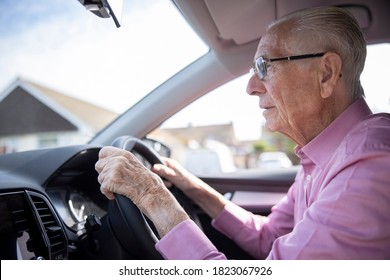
xmin=38 ymin=134 xmax=58 ymax=149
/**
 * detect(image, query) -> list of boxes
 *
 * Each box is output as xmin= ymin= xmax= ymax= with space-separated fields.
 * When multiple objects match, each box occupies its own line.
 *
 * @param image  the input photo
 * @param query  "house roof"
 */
xmin=0 ymin=78 xmax=118 ymax=136
xmin=25 ymin=80 xmax=118 ymax=130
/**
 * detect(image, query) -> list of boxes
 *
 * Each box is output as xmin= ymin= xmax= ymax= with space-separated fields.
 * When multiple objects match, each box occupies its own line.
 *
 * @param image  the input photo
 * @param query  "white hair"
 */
xmin=269 ymin=6 xmax=367 ymax=100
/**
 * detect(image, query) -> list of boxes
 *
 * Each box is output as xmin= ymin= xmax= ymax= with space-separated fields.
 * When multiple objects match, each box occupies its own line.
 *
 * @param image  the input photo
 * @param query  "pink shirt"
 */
xmin=156 ymin=98 xmax=390 ymax=259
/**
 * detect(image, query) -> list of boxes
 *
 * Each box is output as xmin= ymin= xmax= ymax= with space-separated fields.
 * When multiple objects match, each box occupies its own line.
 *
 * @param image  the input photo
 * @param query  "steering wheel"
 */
xmin=107 ymin=136 xmax=202 ymax=259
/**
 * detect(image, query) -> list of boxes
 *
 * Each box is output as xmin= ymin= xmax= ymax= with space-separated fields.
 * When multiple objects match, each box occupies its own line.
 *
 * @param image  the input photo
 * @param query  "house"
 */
xmin=0 ymin=78 xmax=118 ymax=153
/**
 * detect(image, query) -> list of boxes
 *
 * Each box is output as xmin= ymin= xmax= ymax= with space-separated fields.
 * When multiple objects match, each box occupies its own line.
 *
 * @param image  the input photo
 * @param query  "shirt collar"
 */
xmin=296 ymin=98 xmax=372 ymax=168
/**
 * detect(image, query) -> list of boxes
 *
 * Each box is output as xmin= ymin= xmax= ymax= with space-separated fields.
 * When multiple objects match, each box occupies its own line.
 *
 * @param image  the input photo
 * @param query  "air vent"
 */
xmin=11 ymin=203 xmax=30 ymax=236
xmin=28 ymin=192 xmax=68 ymax=260
xmin=0 ymin=191 xmax=47 ymax=259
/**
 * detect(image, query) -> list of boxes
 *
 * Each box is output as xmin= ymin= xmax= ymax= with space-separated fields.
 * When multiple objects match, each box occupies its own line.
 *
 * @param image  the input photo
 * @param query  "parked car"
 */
xmin=257 ymin=152 xmax=293 ymax=169
xmin=0 ymin=0 xmax=389 ymax=260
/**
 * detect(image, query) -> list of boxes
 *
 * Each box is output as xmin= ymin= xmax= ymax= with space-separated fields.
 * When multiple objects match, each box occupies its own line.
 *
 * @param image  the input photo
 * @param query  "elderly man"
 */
xmin=95 ymin=6 xmax=390 ymax=259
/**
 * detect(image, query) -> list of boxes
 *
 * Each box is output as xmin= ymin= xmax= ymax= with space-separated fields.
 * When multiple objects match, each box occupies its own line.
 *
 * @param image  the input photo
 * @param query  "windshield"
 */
xmin=1 ymin=1 xmax=389 ymax=155
xmin=0 ymin=0 xmax=207 ymax=153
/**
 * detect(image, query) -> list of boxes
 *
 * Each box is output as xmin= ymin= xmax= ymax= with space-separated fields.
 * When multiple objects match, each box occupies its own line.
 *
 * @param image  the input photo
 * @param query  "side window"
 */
xmin=149 ymin=43 xmax=390 ymax=176
xmin=361 ymin=43 xmax=390 ymax=113
xmin=149 ymin=74 xmax=297 ymax=175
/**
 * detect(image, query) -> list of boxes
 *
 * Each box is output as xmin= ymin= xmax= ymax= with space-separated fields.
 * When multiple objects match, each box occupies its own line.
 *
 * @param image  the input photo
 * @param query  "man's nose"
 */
xmin=246 ymin=74 xmax=266 ymax=96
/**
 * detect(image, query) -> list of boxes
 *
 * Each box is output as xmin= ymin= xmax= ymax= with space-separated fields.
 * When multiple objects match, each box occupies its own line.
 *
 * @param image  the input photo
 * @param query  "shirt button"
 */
xmin=306 ymin=175 xmax=311 ymax=181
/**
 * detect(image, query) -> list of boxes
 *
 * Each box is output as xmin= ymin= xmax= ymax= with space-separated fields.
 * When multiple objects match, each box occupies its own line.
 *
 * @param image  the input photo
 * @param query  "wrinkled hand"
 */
xmin=95 ymin=146 xmax=189 ymax=237
xmin=95 ymin=146 xmax=165 ymax=206
xmin=153 ymin=157 xmax=228 ymax=219
xmin=152 ymin=157 xmax=200 ymax=194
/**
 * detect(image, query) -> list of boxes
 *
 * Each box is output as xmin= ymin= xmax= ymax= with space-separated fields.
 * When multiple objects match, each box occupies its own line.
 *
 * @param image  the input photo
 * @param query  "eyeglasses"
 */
xmin=250 ymin=52 xmax=325 ymax=80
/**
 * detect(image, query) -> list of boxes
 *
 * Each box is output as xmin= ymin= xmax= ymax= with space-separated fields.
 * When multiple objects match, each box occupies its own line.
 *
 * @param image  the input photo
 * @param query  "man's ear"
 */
xmin=319 ymin=52 xmax=342 ymax=99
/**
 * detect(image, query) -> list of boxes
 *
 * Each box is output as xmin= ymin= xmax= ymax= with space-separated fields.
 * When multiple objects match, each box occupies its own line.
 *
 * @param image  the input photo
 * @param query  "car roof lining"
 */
xmin=175 ymin=0 xmax=390 ymax=49
xmin=172 ymin=0 xmax=390 ymax=76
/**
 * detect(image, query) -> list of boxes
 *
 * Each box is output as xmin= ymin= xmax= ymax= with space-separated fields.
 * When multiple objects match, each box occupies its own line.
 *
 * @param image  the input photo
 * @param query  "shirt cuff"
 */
xmin=155 ymin=219 xmax=226 ymax=260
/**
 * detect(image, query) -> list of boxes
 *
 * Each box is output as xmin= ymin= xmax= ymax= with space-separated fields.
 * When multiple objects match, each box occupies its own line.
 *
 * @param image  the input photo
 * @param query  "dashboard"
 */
xmin=0 ymin=142 xmax=172 ymax=260
xmin=0 ymin=140 xmax=268 ymax=260
xmin=0 ymin=145 xmax=110 ymax=259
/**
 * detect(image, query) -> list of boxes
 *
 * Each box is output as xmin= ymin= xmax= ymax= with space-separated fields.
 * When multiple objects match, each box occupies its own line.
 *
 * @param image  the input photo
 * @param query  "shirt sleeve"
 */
xmin=155 ymin=219 xmax=227 ymax=260
xmin=155 ymin=182 xmax=296 ymax=260
xmin=212 ymin=186 xmax=296 ymax=259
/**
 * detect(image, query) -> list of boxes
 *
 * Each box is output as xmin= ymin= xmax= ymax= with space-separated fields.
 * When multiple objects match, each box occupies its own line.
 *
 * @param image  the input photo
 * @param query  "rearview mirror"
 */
xmin=78 ymin=0 xmax=123 ymax=28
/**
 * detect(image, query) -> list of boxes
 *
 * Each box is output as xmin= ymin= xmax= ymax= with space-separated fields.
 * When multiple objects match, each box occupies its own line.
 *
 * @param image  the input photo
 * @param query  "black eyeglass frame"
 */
xmin=250 ymin=52 xmax=326 ymax=80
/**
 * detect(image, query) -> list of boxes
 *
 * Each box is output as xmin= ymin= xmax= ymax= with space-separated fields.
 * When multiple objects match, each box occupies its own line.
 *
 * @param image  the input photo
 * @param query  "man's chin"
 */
xmin=264 ymin=122 xmax=278 ymax=132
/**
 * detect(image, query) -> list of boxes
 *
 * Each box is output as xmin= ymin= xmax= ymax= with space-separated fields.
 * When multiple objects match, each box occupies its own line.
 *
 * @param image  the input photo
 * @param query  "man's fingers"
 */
xmin=98 ymin=146 xmax=135 ymax=161
xmin=95 ymin=157 xmax=107 ymax=173
xmin=98 ymin=146 xmax=120 ymax=158
xmin=152 ymin=164 xmax=176 ymax=188
xmin=100 ymin=184 xmax=115 ymax=200
xmin=162 ymin=179 xmax=173 ymax=188
xmin=153 ymin=163 xmax=175 ymax=178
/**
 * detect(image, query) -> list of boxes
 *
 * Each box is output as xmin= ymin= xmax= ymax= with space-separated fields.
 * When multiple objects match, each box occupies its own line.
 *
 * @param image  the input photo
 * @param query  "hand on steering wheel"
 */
xmin=96 ymin=136 xmax=201 ymax=259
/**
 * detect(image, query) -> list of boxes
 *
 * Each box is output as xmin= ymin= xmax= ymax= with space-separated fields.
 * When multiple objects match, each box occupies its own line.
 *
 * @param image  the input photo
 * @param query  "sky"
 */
xmin=0 ymin=0 xmax=208 ymax=113
xmin=1 ymin=0 xmax=389 ymax=141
